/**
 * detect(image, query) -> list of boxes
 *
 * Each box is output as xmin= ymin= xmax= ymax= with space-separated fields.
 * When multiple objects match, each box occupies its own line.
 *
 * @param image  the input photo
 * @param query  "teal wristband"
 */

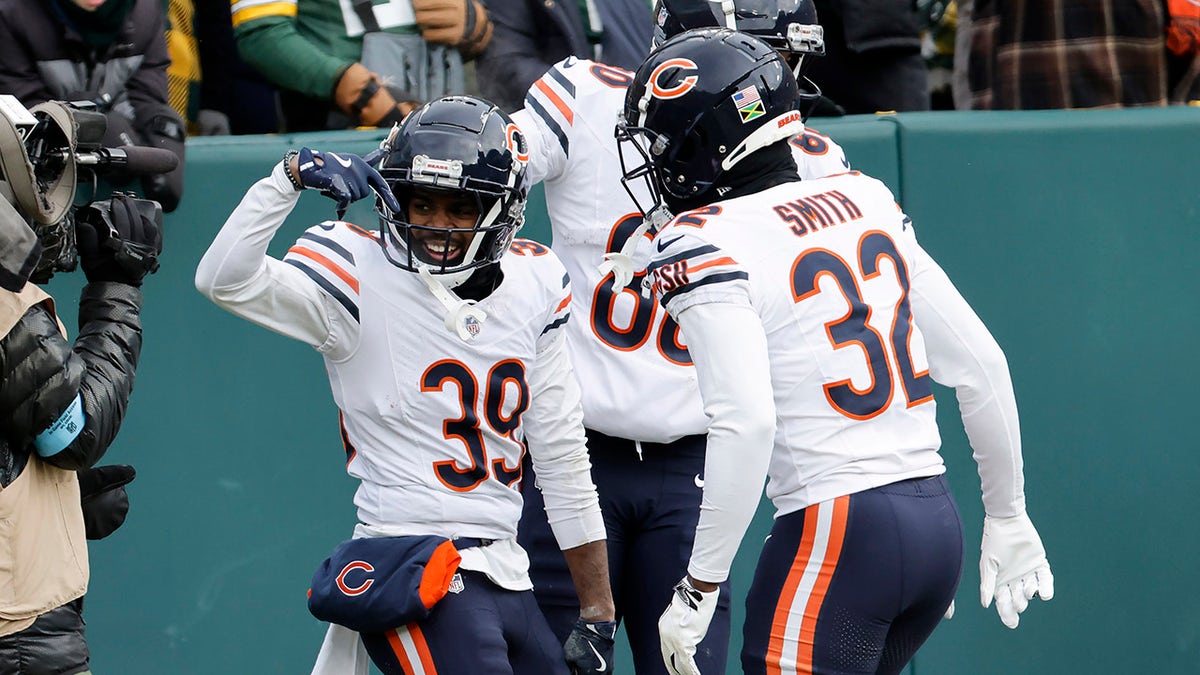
xmin=34 ymin=394 xmax=85 ymax=457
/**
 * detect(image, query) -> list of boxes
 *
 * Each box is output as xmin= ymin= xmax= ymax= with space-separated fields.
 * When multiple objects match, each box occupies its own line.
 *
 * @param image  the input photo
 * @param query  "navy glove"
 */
xmin=563 ymin=618 xmax=617 ymax=675
xmin=294 ymin=147 xmax=401 ymax=219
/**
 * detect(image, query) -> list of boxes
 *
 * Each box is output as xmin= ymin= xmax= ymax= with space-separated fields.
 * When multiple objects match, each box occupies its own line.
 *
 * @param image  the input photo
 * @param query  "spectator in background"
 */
xmin=475 ymin=0 xmax=601 ymax=112
xmin=0 ymin=0 xmax=188 ymax=212
xmin=475 ymin=0 xmax=653 ymax=113
xmin=193 ymin=0 xmax=280 ymax=135
xmin=806 ymin=0 xmax=930 ymax=114
xmin=593 ymin=0 xmax=654 ymax=71
xmin=232 ymin=0 xmax=493 ymax=131
xmin=166 ymin=0 xmax=236 ymax=136
xmin=966 ymin=0 xmax=1200 ymax=109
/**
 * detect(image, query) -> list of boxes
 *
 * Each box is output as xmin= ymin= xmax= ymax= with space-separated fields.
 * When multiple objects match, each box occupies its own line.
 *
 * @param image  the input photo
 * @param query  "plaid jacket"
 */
xmin=967 ymin=0 xmax=1199 ymax=109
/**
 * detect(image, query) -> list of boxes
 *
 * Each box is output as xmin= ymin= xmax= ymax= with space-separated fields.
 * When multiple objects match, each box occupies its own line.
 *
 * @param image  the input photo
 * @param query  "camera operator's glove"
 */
xmin=659 ymin=577 xmax=719 ymax=675
xmin=77 ymin=464 xmax=136 ymax=540
xmin=291 ymin=147 xmax=402 ymax=220
xmin=980 ymin=512 xmax=1054 ymax=629
xmin=75 ymin=193 xmax=163 ymax=287
xmin=563 ymin=618 xmax=616 ymax=675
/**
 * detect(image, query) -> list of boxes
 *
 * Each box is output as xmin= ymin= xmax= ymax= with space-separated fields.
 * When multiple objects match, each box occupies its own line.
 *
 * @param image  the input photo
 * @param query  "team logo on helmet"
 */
xmin=335 ymin=561 xmax=375 ymax=596
xmin=648 ymin=58 xmax=700 ymax=100
xmin=505 ymin=123 xmax=529 ymax=164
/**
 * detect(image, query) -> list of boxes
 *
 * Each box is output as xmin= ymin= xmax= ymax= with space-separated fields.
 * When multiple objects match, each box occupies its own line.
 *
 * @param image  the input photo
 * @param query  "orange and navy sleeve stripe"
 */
xmin=541 ymin=272 xmax=572 ymax=336
xmin=646 ymin=237 xmax=748 ymax=308
xmin=524 ymin=63 xmax=576 ymax=157
xmin=283 ymin=226 xmax=360 ymax=322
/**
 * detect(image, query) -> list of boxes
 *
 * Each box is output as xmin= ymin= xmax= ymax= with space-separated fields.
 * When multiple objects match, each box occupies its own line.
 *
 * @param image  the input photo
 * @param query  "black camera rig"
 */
xmin=0 ymin=95 xmax=175 ymax=281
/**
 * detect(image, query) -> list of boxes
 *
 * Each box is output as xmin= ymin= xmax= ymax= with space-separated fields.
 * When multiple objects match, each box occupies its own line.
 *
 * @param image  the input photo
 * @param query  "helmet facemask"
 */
xmin=379 ymin=172 xmax=522 ymax=289
xmin=615 ymin=115 xmax=674 ymax=235
xmin=374 ymin=98 xmax=529 ymax=291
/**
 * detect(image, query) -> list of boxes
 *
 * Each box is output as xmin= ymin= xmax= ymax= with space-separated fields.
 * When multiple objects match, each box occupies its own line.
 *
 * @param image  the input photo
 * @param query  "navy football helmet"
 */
xmin=617 ymin=28 xmax=803 ymax=218
xmin=375 ymin=96 xmax=528 ymax=288
xmin=651 ymin=0 xmax=825 ymax=118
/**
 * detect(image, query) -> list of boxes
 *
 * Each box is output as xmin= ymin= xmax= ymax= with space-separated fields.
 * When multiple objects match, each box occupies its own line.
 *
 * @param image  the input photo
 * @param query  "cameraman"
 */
xmin=0 ymin=186 xmax=161 ymax=671
xmin=0 ymin=0 xmax=187 ymax=212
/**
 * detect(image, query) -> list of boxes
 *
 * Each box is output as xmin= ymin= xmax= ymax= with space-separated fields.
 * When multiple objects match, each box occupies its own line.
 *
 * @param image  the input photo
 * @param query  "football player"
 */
xmin=196 ymin=96 xmax=617 ymax=675
xmin=620 ymin=29 xmax=1055 ymax=675
xmin=510 ymin=1 xmax=846 ymax=673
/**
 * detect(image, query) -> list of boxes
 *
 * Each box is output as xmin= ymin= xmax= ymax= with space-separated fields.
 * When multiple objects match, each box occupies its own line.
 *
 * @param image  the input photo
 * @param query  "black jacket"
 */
xmin=0 ymin=282 xmax=143 ymax=487
xmin=0 ymin=0 xmax=187 ymax=211
xmin=475 ymin=0 xmax=593 ymax=112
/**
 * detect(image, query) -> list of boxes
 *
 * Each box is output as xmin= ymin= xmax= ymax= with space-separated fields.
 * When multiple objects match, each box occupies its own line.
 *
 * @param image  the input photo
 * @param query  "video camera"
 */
xmin=0 ymin=94 xmax=176 ymax=282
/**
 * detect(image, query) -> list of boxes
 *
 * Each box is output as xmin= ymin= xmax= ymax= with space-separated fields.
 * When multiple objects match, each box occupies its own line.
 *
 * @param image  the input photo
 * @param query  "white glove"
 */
xmin=980 ymin=512 xmax=1054 ymax=629
xmin=659 ymin=577 xmax=719 ymax=675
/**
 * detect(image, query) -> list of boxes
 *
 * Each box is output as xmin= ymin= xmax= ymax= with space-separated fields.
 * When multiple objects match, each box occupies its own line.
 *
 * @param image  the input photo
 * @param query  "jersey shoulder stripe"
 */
xmin=284 ymin=259 xmax=360 ymax=322
xmin=524 ymin=93 xmax=569 ymax=157
xmin=545 ymin=66 xmax=577 ymax=101
xmin=648 ymin=230 xmax=749 ymax=309
xmin=525 ymin=60 xmax=582 ymax=157
xmin=646 ymin=244 xmax=720 ymax=273
xmin=542 ymin=271 xmax=571 ymax=336
xmin=284 ymin=222 xmax=366 ymax=322
xmin=660 ymin=269 xmax=749 ymax=306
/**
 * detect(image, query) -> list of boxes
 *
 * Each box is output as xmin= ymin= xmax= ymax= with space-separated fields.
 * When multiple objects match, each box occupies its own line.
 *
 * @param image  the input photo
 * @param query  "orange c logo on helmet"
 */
xmin=648 ymin=58 xmax=699 ymax=99
xmin=336 ymin=561 xmax=375 ymax=596
xmin=506 ymin=123 xmax=529 ymax=163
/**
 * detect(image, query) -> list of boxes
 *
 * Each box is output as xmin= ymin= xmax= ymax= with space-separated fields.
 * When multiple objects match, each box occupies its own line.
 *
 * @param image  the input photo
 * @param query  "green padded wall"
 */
xmin=890 ymin=108 xmax=1200 ymax=675
xmin=38 ymin=107 xmax=1199 ymax=674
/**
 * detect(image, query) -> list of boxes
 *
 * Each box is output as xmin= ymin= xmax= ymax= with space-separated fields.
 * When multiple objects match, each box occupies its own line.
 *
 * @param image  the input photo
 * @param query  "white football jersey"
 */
xmin=647 ymin=172 xmax=947 ymax=516
xmin=281 ymin=226 xmax=572 ymax=538
xmin=513 ymin=57 xmax=850 ymax=443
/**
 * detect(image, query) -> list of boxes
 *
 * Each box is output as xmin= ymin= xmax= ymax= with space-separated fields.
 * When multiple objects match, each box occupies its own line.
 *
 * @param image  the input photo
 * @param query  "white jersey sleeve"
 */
xmin=676 ymin=302 xmax=775 ymax=584
xmin=647 ymin=208 xmax=754 ymax=318
xmin=510 ymin=241 xmax=606 ymax=549
xmin=790 ymin=125 xmax=852 ymax=180
xmin=195 ymin=163 xmax=358 ymax=356
xmin=511 ymin=56 xmax=629 ymax=187
xmin=906 ymin=235 xmax=1027 ymax=518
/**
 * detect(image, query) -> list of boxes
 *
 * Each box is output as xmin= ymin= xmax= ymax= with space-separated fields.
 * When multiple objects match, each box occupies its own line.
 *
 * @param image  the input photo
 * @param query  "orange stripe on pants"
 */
xmin=765 ymin=496 xmax=850 ymax=675
xmin=409 ymin=623 xmax=437 ymax=673
xmin=387 ymin=629 xmax=417 ymax=673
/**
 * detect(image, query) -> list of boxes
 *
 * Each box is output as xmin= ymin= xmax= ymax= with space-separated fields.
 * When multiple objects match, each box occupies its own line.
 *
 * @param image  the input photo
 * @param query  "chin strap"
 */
xmin=418 ymin=265 xmax=488 ymax=342
xmin=596 ymin=204 xmax=671 ymax=292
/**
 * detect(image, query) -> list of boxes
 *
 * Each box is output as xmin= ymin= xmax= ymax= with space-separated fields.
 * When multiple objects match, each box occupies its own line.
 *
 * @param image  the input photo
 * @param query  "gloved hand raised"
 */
xmin=658 ymin=576 xmax=719 ymax=675
xmin=75 ymin=193 xmax=163 ymax=287
xmin=563 ymin=617 xmax=617 ymax=674
xmin=288 ymin=148 xmax=402 ymax=220
xmin=980 ymin=512 xmax=1054 ymax=629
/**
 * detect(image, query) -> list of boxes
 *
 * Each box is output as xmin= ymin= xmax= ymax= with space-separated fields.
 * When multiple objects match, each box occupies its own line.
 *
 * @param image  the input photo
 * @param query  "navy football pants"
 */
xmin=743 ymin=475 xmax=962 ymax=675
xmin=519 ymin=430 xmax=731 ymax=675
xmin=360 ymin=570 xmax=567 ymax=675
